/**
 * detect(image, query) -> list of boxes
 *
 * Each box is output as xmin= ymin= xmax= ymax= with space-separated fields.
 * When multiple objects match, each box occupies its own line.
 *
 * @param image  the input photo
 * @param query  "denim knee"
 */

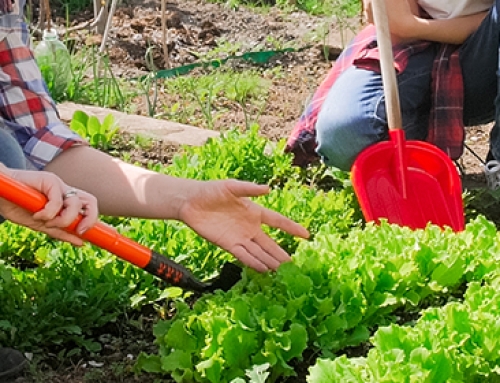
xmin=0 ymin=128 xmax=25 ymax=224
xmin=315 ymin=67 xmax=387 ymax=171
xmin=0 ymin=128 xmax=26 ymax=170
xmin=316 ymin=111 xmax=386 ymax=171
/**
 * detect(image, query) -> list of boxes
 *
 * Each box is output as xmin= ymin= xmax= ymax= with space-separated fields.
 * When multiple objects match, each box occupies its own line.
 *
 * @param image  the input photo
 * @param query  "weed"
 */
xmin=137 ymin=72 xmax=161 ymax=118
xmin=192 ymin=39 xmax=244 ymax=61
xmin=158 ymin=68 xmax=270 ymax=130
xmin=83 ymin=367 xmax=107 ymax=382
xmin=207 ymin=0 xmax=359 ymax=17
xmin=37 ymin=44 xmax=138 ymax=109
xmin=330 ymin=0 xmax=362 ymax=47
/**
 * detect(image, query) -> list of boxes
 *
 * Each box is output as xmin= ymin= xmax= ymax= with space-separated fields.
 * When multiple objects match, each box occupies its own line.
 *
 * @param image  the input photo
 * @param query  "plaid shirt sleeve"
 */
xmin=0 ymin=24 xmax=87 ymax=170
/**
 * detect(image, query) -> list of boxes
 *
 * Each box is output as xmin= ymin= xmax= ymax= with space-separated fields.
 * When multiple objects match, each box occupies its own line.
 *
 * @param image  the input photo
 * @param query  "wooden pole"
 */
xmin=161 ymin=0 xmax=170 ymax=69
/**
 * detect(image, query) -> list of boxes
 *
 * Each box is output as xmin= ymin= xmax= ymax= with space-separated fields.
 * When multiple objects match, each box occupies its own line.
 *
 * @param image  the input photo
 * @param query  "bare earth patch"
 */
xmin=48 ymin=0 xmax=491 ymax=182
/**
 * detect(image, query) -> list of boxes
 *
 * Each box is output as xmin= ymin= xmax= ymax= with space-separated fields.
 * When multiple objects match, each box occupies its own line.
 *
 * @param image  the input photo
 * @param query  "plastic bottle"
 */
xmin=34 ymin=28 xmax=73 ymax=98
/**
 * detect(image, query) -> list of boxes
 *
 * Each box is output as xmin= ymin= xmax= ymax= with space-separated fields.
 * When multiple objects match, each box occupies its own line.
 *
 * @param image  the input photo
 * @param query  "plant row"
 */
xmin=136 ymin=216 xmax=500 ymax=382
xmin=2 ymin=126 xmax=500 ymax=382
xmin=309 ymin=270 xmax=500 ymax=382
xmin=0 ymin=128 xmax=358 ymax=355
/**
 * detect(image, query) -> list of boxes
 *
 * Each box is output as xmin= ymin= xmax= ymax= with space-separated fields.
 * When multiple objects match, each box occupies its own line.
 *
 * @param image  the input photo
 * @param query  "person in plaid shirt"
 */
xmin=286 ymin=0 xmax=498 ymax=177
xmin=0 ymin=1 xmax=310 ymax=379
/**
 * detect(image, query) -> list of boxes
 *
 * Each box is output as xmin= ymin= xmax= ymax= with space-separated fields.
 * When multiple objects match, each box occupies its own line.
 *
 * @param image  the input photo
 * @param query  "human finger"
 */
xmin=230 ymin=244 xmax=270 ymax=273
xmin=245 ymin=238 xmax=282 ymax=271
xmin=27 ymin=216 xmax=85 ymax=246
xmin=230 ymin=236 xmax=288 ymax=272
xmin=225 ymin=179 xmax=270 ymax=198
xmin=75 ymin=196 xmax=99 ymax=235
xmin=29 ymin=179 xmax=67 ymax=221
xmin=43 ymin=188 xmax=84 ymax=228
xmin=260 ymin=207 xmax=310 ymax=239
xmin=253 ymin=231 xmax=292 ymax=266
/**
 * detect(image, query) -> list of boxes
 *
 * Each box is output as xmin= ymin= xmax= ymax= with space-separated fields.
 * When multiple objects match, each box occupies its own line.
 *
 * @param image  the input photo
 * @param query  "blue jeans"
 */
xmin=316 ymin=0 xmax=500 ymax=170
xmin=0 ymin=128 xmax=26 ymax=169
xmin=0 ymin=128 xmax=26 ymax=223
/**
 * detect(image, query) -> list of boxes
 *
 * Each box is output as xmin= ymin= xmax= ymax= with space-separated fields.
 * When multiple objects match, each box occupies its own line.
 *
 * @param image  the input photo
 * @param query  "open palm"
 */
xmin=178 ymin=179 xmax=309 ymax=272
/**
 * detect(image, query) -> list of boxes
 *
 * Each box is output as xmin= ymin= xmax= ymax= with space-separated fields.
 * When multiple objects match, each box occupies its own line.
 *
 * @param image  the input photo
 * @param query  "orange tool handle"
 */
xmin=0 ymin=172 xmax=152 ymax=267
xmin=0 ymin=173 xmax=206 ymax=291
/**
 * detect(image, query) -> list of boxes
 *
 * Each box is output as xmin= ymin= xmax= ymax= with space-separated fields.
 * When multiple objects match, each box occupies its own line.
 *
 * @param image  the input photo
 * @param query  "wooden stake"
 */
xmin=94 ymin=0 xmax=108 ymax=34
xmin=99 ymin=0 xmax=118 ymax=53
xmin=161 ymin=0 xmax=170 ymax=69
xmin=43 ymin=0 xmax=51 ymax=31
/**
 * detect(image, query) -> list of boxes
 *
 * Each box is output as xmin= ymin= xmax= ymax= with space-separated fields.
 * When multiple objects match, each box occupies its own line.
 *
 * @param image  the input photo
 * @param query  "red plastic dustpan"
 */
xmin=351 ymin=0 xmax=464 ymax=231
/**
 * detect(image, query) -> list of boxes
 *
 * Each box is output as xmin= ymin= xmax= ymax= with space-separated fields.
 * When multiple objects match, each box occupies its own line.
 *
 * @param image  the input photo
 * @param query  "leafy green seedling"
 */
xmin=70 ymin=110 xmax=119 ymax=149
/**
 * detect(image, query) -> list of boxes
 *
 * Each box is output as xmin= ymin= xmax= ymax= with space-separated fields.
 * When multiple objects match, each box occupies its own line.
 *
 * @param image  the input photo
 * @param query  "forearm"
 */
xmin=410 ymin=12 xmax=488 ymax=44
xmin=45 ymin=145 xmax=198 ymax=220
xmin=44 ymin=146 xmax=310 ymax=273
xmin=383 ymin=0 xmax=488 ymax=44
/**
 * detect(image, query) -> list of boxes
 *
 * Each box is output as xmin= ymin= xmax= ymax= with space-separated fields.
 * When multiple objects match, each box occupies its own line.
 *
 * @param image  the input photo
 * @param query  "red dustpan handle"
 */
xmin=0 ymin=172 xmax=207 ymax=291
xmin=372 ymin=0 xmax=407 ymax=197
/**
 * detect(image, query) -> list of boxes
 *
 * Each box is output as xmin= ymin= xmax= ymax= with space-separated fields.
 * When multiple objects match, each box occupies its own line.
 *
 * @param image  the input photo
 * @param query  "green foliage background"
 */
xmin=0 ymin=129 xmax=358 ymax=355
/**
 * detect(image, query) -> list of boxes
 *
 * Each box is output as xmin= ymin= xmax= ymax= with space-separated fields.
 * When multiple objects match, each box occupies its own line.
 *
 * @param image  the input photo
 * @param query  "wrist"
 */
xmin=172 ymin=179 xmax=203 ymax=222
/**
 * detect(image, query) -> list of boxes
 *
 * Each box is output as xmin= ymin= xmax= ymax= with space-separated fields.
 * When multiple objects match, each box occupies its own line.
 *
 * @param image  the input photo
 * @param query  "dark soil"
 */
xmin=14 ymin=0 xmax=498 ymax=381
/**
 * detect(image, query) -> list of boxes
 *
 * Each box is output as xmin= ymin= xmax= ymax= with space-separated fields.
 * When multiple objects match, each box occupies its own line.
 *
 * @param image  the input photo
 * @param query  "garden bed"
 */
xmin=42 ymin=0 xmax=490 ymax=181
xmin=4 ymin=0 xmax=500 ymax=381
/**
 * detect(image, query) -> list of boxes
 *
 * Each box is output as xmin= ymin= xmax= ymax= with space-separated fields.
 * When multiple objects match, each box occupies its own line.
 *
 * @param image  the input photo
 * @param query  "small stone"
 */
xmin=88 ymin=361 xmax=104 ymax=368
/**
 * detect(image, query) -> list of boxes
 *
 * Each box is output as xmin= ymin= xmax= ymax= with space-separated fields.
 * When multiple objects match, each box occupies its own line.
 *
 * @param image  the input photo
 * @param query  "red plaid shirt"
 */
xmin=285 ymin=24 xmax=464 ymax=168
xmin=0 ymin=11 xmax=86 ymax=170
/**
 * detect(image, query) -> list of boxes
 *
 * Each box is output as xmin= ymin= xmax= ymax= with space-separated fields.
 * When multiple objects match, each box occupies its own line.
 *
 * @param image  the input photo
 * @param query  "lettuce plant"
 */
xmin=136 ymin=217 xmax=500 ymax=383
xmin=308 ymin=271 xmax=500 ymax=382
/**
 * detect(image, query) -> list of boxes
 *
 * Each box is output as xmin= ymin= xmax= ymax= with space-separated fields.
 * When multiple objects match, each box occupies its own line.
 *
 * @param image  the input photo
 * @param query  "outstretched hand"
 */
xmin=178 ymin=179 xmax=310 ymax=272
